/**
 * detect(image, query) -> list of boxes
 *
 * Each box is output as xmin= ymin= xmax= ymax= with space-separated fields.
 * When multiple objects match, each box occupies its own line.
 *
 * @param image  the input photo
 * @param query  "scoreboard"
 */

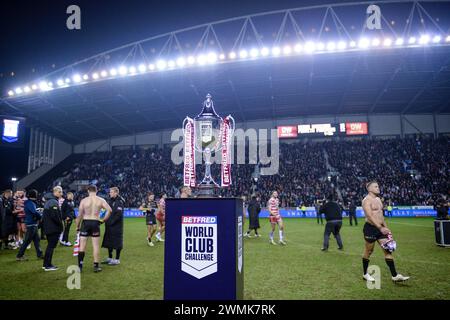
xmin=277 ymin=122 xmax=369 ymax=138
xmin=0 ymin=116 xmax=26 ymax=148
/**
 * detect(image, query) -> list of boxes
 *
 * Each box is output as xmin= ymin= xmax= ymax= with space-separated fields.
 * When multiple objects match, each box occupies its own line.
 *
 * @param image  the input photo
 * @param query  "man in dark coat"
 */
xmin=320 ymin=194 xmax=344 ymax=251
xmin=102 ymin=187 xmax=124 ymax=265
xmin=244 ymin=195 xmax=261 ymax=238
xmin=60 ymin=192 xmax=76 ymax=246
xmin=348 ymin=200 xmax=358 ymax=226
xmin=42 ymin=186 xmax=64 ymax=271
xmin=1 ymin=190 xmax=16 ymax=249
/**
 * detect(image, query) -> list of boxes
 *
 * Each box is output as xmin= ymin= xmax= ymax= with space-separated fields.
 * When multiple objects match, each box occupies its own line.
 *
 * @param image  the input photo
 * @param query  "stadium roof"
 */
xmin=1 ymin=0 xmax=450 ymax=144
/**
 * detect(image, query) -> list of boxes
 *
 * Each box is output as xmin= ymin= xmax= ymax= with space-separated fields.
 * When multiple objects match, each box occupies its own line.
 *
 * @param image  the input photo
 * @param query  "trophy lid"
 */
xmin=194 ymin=94 xmax=221 ymax=120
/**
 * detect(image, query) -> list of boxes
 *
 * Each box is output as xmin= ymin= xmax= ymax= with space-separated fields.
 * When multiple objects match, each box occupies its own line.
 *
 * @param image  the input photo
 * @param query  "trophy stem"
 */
xmin=197 ymin=148 xmax=218 ymax=197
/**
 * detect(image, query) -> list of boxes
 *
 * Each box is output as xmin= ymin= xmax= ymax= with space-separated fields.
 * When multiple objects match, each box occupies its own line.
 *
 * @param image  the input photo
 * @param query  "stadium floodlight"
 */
xmin=326 ymin=41 xmax=336 ymax=51
xmin=349 ymin=40 xmax=356 ymax=48
xmin=187 ymin=56 xmax=196 ymax=65
xmin=395 ymin=38 xmax=404 ymax=45
xmin=294 ymin=43 xmax=302 ymax=53
xmin=110 ymin=68 xmax=117 ymax=76
xmin=197 ymin=54 xmax=207 ymax=65
xmin=11 ymin=177 xmax=17 ymax=182
xmin=92 ymin=72 xmax=99 ymax=80
xmin=261 ymin=47 xmax=270 ymax=56
xmin=358 ymin=38 xmax=370 ymax=48
xmin=239 ymin=49 xmax=248 ymax=59
xmin=73 ymin=74 xmax=82 ymax=83
xmin=272 ymin=46 xmax=281 ymax=56
xmin=250 ymin=48 xmax=259 ymax=58
xmin=229 ymin=51 xmax=237 ymax=59
xmin=8 ymin=90 xmax=14 ymax=96
xmin=119 ymin=66 xmax=128 ymax=75
xmin=372 ymin=38 xmax=381 ymax=47
xmin=432 ymin=35 xmax=441 ymax=43
xmin=129 ymin=66 xmax=137 ymax=74
xmin=100 ymin=70 xmax=108 ymax=77
xmin=207 ymin=52 xmax=218 ymax=63
xmin=304 ymin=41 xmax=315 ymax=53
xmin=157 ymin=60 xmax=167 ymax=70
xmin=83 ymin=74 xmax=89 ymax=80
xmin=65 ymin=78 xmax=71 ymax=84
xmin=138 ymin=64 xmax=147 ymax=73
xmin=283 ymin=45 xmax=292 ymax=55
xmin=15 ymin=87 xmax=22 ymax=94
xmin=148 ymin=64 xmax=155 ymax=71
xmin=57 ymin=79 xmax=64 ymax=86
xmin=408 ymin=36 xmax=416 ymax=44
xmin=337 ymin=41 xmax=347 ymax=50
xmin=24 ymin=86 xmax=31 ymax=93
xmin=176 ymin=57 xmax=186 ymax=67
xmin=446 ymin=35 xmax=450 ymax=42
xmin=167 ymin=60 xmax=176 ymax=68
xmin=383 ymin=38 xmax=393 ymax=47
xmin=219 ymin=53 xmax=225 ymax=60
xmin=316 ymin=42 xmax=325 ymax=51
xmin=31 ymin=84 xmax=38 ymax=90
xmin=419 ymin=34 xmax=430 ymax=45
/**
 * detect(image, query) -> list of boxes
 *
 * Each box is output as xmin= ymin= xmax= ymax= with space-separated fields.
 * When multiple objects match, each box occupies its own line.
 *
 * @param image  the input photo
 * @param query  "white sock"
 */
xmin=279 ymin=230 xmax=283 ymax=240
xmin=270 ymin=232 xmax=274 ymax=240
xmin=156 ymin=232 xmax=160 ymax=238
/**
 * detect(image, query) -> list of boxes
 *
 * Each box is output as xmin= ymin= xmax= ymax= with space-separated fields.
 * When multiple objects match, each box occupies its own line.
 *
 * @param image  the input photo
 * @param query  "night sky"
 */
xmin=0 ymin=0 xmax=372 ymax=190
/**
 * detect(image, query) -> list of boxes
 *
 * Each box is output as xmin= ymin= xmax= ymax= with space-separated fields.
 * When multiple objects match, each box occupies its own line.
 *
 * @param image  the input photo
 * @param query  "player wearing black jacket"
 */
xmin=60 ymin=192 xmax=76 ymax=246
xmin=102 ymin=187 xmax=124 ymax=265
xmin=42 ymin=187 xmax=64 ymax=271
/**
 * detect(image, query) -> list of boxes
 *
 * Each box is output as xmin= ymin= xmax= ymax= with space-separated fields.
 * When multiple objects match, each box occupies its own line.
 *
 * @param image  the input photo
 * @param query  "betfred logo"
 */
xmin=181 ymin=216 xmax=217 ymax=279
xmin=277 ymin=126 xmax=298 ymax=138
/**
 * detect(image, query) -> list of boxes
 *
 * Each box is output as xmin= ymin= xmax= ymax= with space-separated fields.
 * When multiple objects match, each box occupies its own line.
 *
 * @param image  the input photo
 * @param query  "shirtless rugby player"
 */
xmin=76 ymin=185 xmax=112 ymax=272
xmin=362 ymin=181 xmax=409 ymax=283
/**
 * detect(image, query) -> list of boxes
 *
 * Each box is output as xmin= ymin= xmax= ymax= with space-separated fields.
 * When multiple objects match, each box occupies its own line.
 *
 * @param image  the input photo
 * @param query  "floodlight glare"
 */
xmin=283 ymin=45 xmax=292 ymax=55
xmin=176 ymin=57 xmax=186 ymax=67
xmin=432 ymin=35 xmax=441 ymax=43
xmin=229 ymin=52 xmax=237 ymax=59
xmin=207 ymin=52 xmax=217 ymax=63
xmin=408 ymin=36 xmax=416 ymax=44
xmin=110 ymin=68 xmax=117 ymax=76
xmin=15 ymin=87 xmax=22 ymax=94
xmin=326 ymin=42 xmax=336 ymax=51
xmin=8 ymin=90 xmax=14 ymax=96
xmin=294 ymin=44 xmax=302 ymax=53
xmin=157 ymin=60 xmax=167 ymax=69
xmin=73 ymin=74 xmax=82 ymax=83
xmin=187 ymin=56 xmax=196 ymax=64
xmin=100 ymin=70 xmax=108 ymax=77
xmin=272 ymin=46 xmax=281 ymax=56
xmin=92 ymin=73 xmax=99 ymax=79
xmin=337 ymin=41 xmax=347 ymax=50
xmin=239 ymin=50 xmax=248 ymax=58
xmin=395 ymin=38 xmax=404 ymax=45
xmin=119 ymin=66 xmax=128 ymax=75
xmin=250 ymin=48 xmax=259 ymax=58
xmin=138 ymin=64 xmax=147 ymax=73
xmin=261 ymin=47 xmax=270 ymax=56
xmin=383 ymin=38 xmax=393 ymax=47
xmin=57 ymin=79 xmax=64 ymax=86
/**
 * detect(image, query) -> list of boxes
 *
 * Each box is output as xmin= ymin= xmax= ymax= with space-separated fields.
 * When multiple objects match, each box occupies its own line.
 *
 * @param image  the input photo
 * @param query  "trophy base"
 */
xmin=195 ymin=184 xmax=219 ymax=198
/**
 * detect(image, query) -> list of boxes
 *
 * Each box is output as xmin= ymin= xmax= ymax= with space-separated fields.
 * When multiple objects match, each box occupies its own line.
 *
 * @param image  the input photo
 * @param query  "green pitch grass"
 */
xmin=0 ymin=217 xmax=449 ymax=300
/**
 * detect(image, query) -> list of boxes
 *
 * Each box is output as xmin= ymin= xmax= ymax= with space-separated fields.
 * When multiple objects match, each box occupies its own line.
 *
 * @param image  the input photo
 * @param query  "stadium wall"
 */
xmin=73 ymin=113 xmax=450 ymax=153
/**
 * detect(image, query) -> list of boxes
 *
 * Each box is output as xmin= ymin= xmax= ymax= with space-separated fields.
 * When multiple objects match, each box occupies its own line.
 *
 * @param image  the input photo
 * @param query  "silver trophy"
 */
xmin=183 ymin=94 xmax=235 ymax=197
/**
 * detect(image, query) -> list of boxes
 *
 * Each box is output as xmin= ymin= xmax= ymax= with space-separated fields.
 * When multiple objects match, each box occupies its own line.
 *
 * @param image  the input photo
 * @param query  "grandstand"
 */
xmin=1 ymin=0 xmax=450 ymax=301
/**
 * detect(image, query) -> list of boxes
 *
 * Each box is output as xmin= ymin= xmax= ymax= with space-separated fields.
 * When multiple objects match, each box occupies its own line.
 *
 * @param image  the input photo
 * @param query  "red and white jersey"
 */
xmin=268 ymin=197 xmax=279 ymax=216
xmin=14 ymin=197 xmax=26 ymax=218
xmin=158 ymin=198 xmax=166 ymax=215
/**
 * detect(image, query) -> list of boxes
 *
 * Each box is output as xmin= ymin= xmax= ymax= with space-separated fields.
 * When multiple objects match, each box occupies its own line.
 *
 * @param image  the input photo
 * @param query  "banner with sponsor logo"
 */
xmin=183 ymin=117 xmax=196 ymax=187
xmin=220 ymin=116 xmax=232 ymax=187
xmin=181 ymin=216 xmax=218 ymax=279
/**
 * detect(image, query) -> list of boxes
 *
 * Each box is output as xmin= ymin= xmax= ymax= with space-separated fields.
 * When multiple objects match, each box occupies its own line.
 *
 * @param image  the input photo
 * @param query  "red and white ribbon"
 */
xmin=183 ymin=117 xmax=196 ymax=187
xmin=221 ymin=116 xmax=232 ymax=187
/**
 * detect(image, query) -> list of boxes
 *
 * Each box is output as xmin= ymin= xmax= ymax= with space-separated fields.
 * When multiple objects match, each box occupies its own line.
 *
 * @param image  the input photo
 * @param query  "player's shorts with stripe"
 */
xmin=156 ymin=212 xmax=165 ymax=223
xmin=269 ymin=214 xmax=282 ymax=224
xmin=363 ymin=222 xmax=387 ymax=243
xmin=146 ymin=213 xmax=156 ymax=225
xmin=80 ymin=220 xmax=101 ymax=237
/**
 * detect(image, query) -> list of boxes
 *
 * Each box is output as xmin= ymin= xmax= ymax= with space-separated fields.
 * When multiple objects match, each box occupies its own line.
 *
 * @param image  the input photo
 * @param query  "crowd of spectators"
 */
xmin=48 ymin=136 xmax=449 ymax=208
